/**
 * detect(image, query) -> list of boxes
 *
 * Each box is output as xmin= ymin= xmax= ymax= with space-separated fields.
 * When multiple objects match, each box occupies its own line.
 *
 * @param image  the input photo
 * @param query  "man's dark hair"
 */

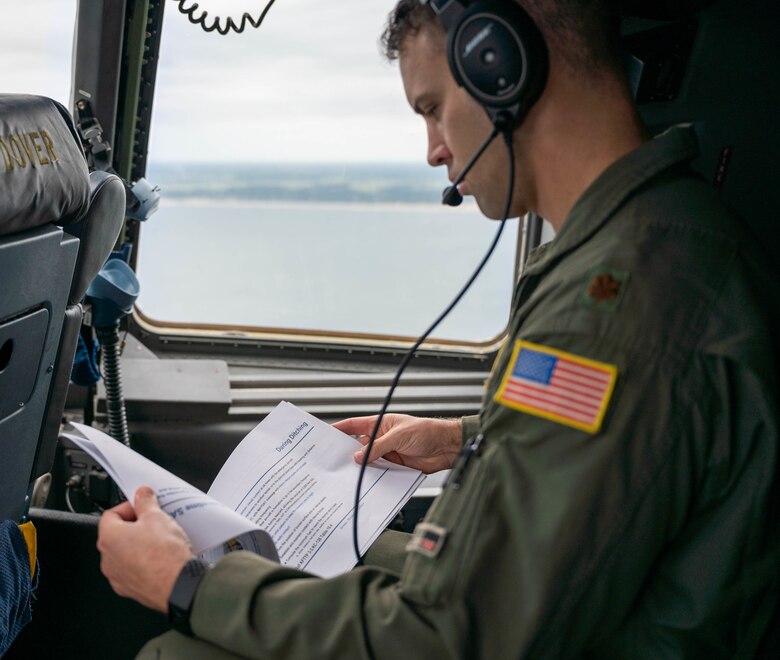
xmin=381 ymin=0 xmax=440 ymax=62
xmin=381 ymin=0 xmax=622 ymax=80
xmin=524 ymin=0 xmax=622 ymax=78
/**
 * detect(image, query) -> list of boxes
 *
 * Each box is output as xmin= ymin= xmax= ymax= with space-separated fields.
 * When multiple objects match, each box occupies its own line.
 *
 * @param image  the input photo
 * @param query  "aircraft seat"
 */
xmin=624 ymin=0 xmax=780 ymax=268
xmin=0 ymin=94 xmax=125 ymax=523
xmin=0 ymin=96 xmax=180 ymax=659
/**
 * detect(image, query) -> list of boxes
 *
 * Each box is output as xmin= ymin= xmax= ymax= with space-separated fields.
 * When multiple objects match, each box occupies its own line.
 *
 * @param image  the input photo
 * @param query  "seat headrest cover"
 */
xmin=0 ymin=94 xmax=91 ymax=237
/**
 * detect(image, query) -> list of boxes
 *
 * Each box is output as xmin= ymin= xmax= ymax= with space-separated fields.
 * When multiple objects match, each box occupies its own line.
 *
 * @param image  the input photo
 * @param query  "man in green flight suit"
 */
xmin=97 ymin=0 xmax=779 ymax=657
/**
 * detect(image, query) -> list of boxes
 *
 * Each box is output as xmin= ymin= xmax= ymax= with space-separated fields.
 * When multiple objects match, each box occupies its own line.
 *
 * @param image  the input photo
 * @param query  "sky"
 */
xmin=0 ymin=0 xmax=430 ymax=163
xmin=0 ymin=0 xmax=77 ymax=106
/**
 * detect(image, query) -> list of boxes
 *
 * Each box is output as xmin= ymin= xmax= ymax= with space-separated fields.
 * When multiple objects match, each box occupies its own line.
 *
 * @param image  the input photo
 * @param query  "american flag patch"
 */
xmin=495 ymin=341 xmax=618 ymax=434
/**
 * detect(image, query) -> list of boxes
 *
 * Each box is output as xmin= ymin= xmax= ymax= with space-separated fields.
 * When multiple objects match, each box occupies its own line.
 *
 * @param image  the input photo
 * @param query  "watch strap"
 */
xmin=168 ymin=558 xmax=211 ymax=637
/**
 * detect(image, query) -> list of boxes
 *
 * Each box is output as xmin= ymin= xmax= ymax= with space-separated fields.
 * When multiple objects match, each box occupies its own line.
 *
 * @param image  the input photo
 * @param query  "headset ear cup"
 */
xmin=445 ymin=1 xmax=548 ymax=126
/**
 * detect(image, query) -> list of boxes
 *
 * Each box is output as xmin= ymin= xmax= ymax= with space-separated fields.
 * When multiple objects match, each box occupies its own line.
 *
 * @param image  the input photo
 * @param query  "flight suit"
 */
xmin=0 ymin=521 xmax=37 ymax=656
xmin=139 ymin=126 xmax=779 ymax=659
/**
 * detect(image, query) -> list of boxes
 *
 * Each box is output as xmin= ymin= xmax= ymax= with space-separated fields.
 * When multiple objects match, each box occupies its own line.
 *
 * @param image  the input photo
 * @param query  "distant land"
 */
xmin=147 ymin=162 xmax=448 ymax=205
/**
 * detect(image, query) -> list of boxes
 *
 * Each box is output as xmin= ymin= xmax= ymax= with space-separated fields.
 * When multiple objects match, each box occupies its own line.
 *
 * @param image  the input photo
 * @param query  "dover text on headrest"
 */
xmin=0 ymin=129 xmax=59 ymax=172
xmin=0 ymin=94 xmax=90 ymax=237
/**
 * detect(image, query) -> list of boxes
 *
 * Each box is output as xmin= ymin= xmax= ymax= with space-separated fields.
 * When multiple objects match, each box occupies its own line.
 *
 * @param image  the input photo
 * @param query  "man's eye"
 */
xmin=424 ymin=106 xmax=439 ymax=119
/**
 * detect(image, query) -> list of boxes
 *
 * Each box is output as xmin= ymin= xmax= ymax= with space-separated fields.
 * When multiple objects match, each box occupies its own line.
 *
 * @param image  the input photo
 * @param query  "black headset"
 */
xmin=424 ymin=0 xmax=549 ymax=128
xmin=423 ymin=1 xmax=549 ymax=205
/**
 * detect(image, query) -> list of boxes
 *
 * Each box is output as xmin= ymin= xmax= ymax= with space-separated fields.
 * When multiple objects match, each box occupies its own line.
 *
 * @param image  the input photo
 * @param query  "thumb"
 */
xmin=133 ymin=486 xmax=159 ymax=516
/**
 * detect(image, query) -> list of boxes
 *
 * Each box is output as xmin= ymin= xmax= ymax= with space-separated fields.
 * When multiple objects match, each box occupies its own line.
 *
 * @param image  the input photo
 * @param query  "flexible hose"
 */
xmin=96 ymin=326 xmax=131 ymax=447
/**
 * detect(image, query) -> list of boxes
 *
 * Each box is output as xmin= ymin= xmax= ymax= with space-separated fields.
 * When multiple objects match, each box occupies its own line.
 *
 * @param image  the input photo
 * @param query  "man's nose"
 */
xmin=427 ymin=126 xmax=452 ymax=167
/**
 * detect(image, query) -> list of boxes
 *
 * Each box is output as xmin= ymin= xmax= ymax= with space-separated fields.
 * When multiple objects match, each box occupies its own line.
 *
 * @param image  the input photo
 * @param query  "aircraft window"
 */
xmin=0 ymin=1 xmax=77 ymax=106
xmin=137 ymin=0 xmax=520 ymax=344
xmin=541 ymin=221 xmax=555 ymax=246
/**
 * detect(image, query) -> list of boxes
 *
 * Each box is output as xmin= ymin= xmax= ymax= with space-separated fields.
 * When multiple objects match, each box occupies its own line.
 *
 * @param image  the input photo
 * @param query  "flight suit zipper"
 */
xmin=448 ymin=433 xmax=485 ymax=489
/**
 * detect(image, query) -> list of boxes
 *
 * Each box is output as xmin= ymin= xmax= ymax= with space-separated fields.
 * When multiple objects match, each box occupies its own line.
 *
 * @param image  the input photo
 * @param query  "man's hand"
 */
xmin=333 ymin=415 xmax=462 ymax=474
xmin=97 ymin=487 xmax=195 ymax=613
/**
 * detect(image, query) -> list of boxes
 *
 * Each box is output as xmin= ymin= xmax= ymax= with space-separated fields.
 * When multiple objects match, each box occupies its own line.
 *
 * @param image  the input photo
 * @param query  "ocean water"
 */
xmin=136 ymin=163 xmax=520 ymax=343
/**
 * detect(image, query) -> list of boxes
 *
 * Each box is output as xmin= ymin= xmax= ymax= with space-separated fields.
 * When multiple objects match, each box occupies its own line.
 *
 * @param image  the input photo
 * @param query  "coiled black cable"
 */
xmin=352 ymin=129 xmax=517 ymax=565
xmin=96 ymin=326 xmax=131 ymax=447
xmin=175 ymin=0 xmax=277 ymax=35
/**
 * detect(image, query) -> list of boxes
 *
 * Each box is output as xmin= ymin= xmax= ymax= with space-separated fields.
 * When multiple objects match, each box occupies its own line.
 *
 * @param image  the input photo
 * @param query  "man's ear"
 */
xmin=427 ymin=0 xmax=549 ymax=127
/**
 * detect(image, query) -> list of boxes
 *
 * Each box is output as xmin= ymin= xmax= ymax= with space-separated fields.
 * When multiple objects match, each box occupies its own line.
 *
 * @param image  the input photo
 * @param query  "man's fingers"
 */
xmin=98 ymin=509 xmax=125 ymax=536
xmin=107 ymin=500 xmax=137 ymax=522
xmin=133 ymin=486 xmax=160 ymax=516
xmin=353 ymin=434 xmax=395 ymax=464
xmin=333 ymin=416 xmax=378 ymax=437
xmin=97 ymin=505 xmax=134 ymax=554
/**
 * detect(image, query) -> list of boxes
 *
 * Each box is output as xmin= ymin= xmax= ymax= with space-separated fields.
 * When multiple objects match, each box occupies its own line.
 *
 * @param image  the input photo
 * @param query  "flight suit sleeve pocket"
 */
xmin=399 ymin=454 xmax=492 ymax=607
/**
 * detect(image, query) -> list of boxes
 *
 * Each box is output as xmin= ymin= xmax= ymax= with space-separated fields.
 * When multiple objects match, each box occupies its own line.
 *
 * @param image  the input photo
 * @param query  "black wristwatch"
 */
xmin=168 ymin=558 xmax=211 ymax=637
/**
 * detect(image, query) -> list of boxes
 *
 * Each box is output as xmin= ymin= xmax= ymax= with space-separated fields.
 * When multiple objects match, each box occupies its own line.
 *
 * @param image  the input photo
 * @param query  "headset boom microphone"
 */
xmin=442 ymin=124 xmax=501 ymax=206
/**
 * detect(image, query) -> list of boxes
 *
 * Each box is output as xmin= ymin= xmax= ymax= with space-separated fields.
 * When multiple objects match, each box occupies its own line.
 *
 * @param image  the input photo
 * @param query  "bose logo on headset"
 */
xmin=463 ymin=23 xmax=493 ymax=58
xmin=422 ymin=0 xmax=549 ymax=127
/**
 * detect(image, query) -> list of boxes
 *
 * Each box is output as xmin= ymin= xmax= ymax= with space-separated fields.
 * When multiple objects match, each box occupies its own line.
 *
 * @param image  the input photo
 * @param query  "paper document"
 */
xmin=64 ymin=401 xmax=424 ymax=578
